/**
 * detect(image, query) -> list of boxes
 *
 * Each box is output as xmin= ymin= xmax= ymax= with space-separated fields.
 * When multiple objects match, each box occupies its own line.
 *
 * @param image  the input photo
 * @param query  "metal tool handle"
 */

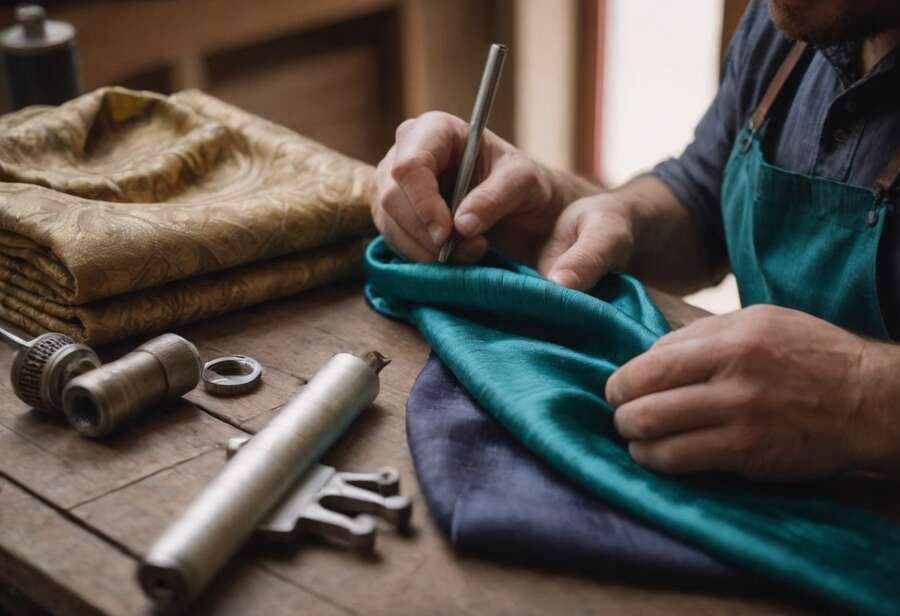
xmin=437 ymin=43 xmax=508 ymax=263
xmin=0 ymin=323 xmax=32 ymax=349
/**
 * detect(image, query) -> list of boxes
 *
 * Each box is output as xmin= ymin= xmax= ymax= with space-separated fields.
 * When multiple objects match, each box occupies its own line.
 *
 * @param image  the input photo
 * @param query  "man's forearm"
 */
xmin=611 ymin=174 xmax=726 ymax=294
xmin=856 ymin=341 xmax=900 ymax=476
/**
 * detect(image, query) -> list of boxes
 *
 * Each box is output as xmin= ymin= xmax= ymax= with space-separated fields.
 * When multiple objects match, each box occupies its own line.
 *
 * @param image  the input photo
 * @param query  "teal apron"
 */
xmin=722 ymin=42 xmax=900 ymax=340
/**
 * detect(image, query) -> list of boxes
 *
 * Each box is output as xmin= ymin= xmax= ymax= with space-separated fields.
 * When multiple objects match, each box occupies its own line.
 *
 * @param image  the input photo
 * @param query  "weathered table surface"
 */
xmin=1 ymin=282 xmax=897 ymax=615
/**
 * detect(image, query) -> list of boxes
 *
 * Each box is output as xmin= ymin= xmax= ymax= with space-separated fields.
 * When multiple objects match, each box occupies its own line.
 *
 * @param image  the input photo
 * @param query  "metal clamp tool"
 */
xmin=139 ymin=351 xmax=406 ymax=611
xmin=227 ymin=436 xmax=411 ymax=550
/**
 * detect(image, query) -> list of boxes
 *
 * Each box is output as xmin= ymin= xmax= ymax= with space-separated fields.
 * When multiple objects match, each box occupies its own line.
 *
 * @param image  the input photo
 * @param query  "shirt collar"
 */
xmin=817 ymin=39 xmax=900 ymax=88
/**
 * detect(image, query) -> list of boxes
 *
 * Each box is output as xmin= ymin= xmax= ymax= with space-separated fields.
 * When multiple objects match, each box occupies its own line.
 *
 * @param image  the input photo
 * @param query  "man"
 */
xmin=372 ymin=0 xmax=900 ymax=481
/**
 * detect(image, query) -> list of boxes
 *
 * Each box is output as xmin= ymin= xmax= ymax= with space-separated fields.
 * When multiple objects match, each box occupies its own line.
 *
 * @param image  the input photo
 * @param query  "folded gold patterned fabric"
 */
xmin=0 ymin=87 xmax=375 ymax=343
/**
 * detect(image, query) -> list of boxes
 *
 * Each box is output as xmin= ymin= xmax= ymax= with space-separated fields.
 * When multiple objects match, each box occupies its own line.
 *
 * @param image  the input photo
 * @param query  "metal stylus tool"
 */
xmin=437 ymin=43 xmax=508 ymax=263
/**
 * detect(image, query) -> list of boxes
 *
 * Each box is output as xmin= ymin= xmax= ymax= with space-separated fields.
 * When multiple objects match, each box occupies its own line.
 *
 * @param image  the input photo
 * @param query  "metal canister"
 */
xmin=0 ymin=4 xmax=79 ymax=109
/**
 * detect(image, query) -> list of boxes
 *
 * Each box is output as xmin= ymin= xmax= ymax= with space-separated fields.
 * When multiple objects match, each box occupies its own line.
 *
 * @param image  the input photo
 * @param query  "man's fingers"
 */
xmin=388 ymin=113 xmax=464 ymax=248
xmin=613 ymin=382 xmax=730 ymax=440
xmin=393 ymin=112 xmax=464 ymax=175
xmin=606 ymin=338 xmax=718 ymax=407
xmin=651 ymin=311 xmax=741 ymax=349
xmin=541 ymin=213 xmax=631 ymax=292
xmin=541 ymin=230 xmax=612 ymax=291
xmin=453 ymin=161 xmax=537 ymax=238
xmin=380 ymin=174 xmax=450 ymax=252
xmin=376 ymin=207 xmax=439 ymax=263
xmin=628 ymin=427 xmax=742 ymax=475
xmin=450 ymin=235 xmax=489 ymax=264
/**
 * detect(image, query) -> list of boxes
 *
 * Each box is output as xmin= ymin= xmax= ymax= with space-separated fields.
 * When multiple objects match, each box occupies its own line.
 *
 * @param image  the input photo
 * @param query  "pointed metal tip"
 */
xmin=437 ymin=242 xmax=453 ymax=264
xmin=362 ymin=351 xmax=391 ymax=374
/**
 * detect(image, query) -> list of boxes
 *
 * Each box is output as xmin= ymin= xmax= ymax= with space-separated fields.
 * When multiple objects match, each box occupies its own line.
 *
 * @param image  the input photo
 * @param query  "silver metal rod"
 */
xmin=437 ymin=43 xmax=508 ymax=263
xmin=138 ymin=351 xmax=388 ymax=610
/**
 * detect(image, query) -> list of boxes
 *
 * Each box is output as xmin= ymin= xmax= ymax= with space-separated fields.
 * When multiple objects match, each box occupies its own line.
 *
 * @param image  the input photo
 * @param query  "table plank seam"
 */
xmin=0 ymin=535 xmax=106 ymax=616
xmin=258 ymin=563 xmax=362 ymax=616
xmin=186 ymin=396 xmax=271 ymax=434
xmin=189 ymin=398 xmax=270 ymax=433
xmin=0 ymin=417 xmax=103 ymax=497
xmin=0 ymin=468 xmax=140 ymax=562
xmin=310 ymin=323 xmax=365 ymax=356
xmin=68 ymin=446 xmax=219 ymax=511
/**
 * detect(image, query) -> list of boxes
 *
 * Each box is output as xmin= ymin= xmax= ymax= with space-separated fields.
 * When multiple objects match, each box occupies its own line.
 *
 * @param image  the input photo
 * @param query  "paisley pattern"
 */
xmin=0 ymin=87 xmax=376 ymax=343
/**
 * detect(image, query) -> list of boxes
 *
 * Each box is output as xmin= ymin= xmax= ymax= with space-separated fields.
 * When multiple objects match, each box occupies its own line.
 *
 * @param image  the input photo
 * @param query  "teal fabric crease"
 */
xmin=364 ymin=236 xmax=900 ymax=615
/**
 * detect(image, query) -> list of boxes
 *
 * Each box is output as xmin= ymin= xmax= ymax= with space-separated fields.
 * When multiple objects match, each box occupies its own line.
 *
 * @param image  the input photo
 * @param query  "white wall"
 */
xmin=602 ymin=0 xmax=740 ymax=314
xmin=600 ymin=0 xmax=723 ymax=186
xmin=513 ymin=0 xmax=739 ymax=312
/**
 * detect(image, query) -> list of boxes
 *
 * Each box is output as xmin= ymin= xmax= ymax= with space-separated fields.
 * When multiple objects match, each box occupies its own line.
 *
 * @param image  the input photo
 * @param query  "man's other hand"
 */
xmin=607 ymin=305 xmax=900 ymax=481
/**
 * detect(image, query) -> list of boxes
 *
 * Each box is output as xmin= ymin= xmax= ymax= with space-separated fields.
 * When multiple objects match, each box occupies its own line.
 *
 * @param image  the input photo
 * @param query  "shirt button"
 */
xmin=833 ymin=127 xmax=851 ymax=144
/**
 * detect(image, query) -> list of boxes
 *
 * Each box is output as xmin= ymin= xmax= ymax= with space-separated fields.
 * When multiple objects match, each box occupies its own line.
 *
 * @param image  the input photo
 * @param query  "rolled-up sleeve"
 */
xmin=651 ymin=2 xmax=761 ymax=268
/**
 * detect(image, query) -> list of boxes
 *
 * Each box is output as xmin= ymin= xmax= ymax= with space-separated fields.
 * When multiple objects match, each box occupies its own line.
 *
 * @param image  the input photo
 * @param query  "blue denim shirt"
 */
xmin=652 ymin=0 xmax=900 ymax=335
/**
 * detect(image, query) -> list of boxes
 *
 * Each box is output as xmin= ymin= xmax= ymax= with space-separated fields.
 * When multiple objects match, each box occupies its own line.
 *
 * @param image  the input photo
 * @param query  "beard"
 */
xmin=769 ymin=0 xmax=900 ymax=44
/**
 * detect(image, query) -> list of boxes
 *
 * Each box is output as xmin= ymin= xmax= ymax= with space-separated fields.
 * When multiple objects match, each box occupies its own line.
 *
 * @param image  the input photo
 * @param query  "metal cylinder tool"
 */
xmin=437 ymin=43 xmax=507 ymax=263
xmin=62 ymin=333 xmax=200 ymax=438
xmin=138 ymin=351 xmax=391 ymax=610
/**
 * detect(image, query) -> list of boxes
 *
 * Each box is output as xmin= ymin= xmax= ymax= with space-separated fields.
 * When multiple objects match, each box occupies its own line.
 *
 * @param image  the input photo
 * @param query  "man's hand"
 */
xmin=607 ymin=305 xmax=900 ymax=481
xmin=374 ymin=111 xmax=633 ymax=290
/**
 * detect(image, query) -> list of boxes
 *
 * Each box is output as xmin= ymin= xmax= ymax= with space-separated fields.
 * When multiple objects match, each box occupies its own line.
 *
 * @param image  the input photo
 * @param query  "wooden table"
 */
xmin=0 ymin=282 xmax=890 ymax=615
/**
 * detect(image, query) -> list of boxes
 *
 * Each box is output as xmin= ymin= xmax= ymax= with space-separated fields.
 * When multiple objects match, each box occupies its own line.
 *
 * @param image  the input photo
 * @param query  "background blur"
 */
xmin=0 ymin=0 xmax=749 ymax=312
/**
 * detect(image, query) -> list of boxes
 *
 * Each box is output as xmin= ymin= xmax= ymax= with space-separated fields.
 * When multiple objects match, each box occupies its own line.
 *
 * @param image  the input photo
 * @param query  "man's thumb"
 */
xmin=547 ymin=238 xmax=610 ymax=291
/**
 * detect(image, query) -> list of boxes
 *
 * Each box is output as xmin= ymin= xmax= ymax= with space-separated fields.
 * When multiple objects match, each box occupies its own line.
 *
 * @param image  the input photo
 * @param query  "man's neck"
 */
xmin=861 ymin=29 xmax=900 ymax=74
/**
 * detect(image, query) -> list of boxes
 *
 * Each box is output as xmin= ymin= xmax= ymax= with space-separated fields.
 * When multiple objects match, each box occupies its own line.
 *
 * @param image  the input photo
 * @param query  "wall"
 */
xmin=600 ymin=0 xmax=740 ymax=313
xmin=599 ymin=0 xmax=723 ymax=185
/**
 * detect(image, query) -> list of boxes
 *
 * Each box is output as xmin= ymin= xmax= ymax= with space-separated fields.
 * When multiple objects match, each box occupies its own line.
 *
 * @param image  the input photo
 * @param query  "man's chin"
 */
xmin=768 ymin=0 xmax=843 ymax=44
xmin=768 ymin=0 xmax=900 ymax=45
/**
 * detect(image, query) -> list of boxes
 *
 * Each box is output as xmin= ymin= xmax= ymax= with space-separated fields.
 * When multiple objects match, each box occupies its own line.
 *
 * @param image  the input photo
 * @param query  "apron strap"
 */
xmin=750 ymin=40 xmax=900 ymax=203
xmin=749 ymin=41 xmax=809 ymax=131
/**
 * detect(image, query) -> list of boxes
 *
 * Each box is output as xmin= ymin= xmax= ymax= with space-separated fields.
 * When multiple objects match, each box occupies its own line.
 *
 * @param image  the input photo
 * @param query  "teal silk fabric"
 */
xmin=364 ymin=237 xmax=900 ymax=615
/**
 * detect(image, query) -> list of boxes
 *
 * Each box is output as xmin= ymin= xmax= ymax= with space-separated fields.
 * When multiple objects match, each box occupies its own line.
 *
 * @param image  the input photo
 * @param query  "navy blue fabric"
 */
xmin=652 ymin=0 xmax=900 ymax=335
xmin=407 ymin=353 xmax=736 ymax=579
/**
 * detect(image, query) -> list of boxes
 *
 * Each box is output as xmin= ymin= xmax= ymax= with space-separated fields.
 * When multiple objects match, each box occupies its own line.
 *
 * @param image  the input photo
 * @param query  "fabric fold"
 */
xmin=364 ymin=236 xmax=900 ymax=615
xmin=407 ymin=353 xmax=736 ymax=580
xmin=0 ymin=87 xmax=376 ymax=343
xmin=0 ymin=237 xmax=367 ymax=343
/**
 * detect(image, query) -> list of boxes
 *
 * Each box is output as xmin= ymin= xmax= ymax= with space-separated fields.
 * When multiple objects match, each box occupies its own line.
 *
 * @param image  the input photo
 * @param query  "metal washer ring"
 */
xmin=202 ymin=355 xmax=262 ymax=397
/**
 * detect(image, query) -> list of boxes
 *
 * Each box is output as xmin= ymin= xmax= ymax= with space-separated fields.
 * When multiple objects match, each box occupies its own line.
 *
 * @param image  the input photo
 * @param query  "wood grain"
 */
xmin=36 ymin=0 xmax=396 ymax=90
xmin=0 ymin=477 xmax=150 ymax=616
xmin=0 ymin=280 xmax=849 ymax=615
xmin=0 ymin=375 xmax=242 ymax=510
